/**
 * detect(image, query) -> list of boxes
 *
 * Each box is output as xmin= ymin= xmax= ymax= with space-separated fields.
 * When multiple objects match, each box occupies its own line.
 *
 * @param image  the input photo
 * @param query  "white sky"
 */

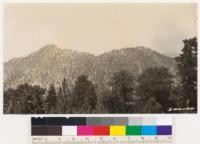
xmin=4 ymin=3 xmax=197 ymax=61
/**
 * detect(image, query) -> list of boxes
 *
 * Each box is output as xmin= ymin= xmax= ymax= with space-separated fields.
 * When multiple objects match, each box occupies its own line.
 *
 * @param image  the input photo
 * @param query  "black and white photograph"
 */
xmin=3 ymin=3 xmax=197 ymax=114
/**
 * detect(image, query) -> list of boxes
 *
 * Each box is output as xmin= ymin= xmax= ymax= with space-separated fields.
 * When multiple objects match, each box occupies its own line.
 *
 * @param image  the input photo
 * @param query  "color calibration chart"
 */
xmin=31 ymin=117 xmax=173 ymax=144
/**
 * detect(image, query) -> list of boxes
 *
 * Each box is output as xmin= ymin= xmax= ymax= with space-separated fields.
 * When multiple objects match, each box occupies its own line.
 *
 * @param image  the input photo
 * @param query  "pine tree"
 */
xmin=57 ymin=78 xmax=71 ymax=113
xmin=46 ymin=84 xmax=58 ymax=113
xmin=175 ymin=37 xmax=197 ymax=109
xmin=62 ymin=77 xmax=71 ymax=112
xmin=57 ymin=86 xmax=64 ymax=113
xmin=3 ymin=88 xmax=16 ymax=113
xmin=72 ymin=75 xmax=97 ymax=113
xmin=109 ymin=70 xmax=135 ymax=113
xmin=101 ymin=89 xmax=121 ymax=113
xmin=137 ymin=67 xmax=174 ymax=113
xmin=4 ymin=83 xmax=46 ymax=114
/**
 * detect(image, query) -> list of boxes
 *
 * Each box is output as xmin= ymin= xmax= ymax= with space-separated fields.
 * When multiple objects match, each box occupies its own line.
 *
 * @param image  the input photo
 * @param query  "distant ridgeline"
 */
xmin=4 ymin=45 xmax=176 ymax=89
xmin=3 ymin=37 xmax=197 ymax=114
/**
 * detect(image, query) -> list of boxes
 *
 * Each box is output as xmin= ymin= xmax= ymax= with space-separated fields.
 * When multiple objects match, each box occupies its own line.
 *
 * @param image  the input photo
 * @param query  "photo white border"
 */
xmin=0 ymin=0 xmax=199 ymax=117
xmin=0 ymin=0 xmax=200 ymax=144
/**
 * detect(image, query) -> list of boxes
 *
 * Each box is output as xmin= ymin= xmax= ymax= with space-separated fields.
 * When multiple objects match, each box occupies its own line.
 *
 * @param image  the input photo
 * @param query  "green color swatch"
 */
xmin=126 ymin=126 xmax=141 ymax=135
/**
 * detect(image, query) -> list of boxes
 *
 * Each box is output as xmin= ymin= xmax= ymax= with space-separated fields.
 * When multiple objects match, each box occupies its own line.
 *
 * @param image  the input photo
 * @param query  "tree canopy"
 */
xmin=72 ymin=75 xmax=97 ymax=113
xmin=137 ymin=67 xmax=174 ymax=113
xmin=175 ymin=37 xmax=197 ymax=109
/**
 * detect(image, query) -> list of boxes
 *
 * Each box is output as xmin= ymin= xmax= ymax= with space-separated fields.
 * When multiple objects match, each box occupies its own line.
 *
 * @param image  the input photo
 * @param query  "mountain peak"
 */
xmin=36 ymin=44 xmax=63 ymax=55
xmin=122 ymin=46 xmax=152 ymax=51
xmin=42 ymin=44 xmax=60 ymax=51
xmin=4 ymin=45 xmax=176 ymax=89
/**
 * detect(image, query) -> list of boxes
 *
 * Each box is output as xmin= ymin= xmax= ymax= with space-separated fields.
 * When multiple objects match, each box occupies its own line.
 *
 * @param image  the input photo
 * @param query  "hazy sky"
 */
xmin=4 ymin=3 xmax=197 ymax=61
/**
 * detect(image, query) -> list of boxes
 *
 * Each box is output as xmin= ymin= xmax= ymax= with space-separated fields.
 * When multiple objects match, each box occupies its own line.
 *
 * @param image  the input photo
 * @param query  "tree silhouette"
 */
xmin=137 ymin=67 xmax=174 ymax=113
xmin=4 ymin=83 xmax=45 ymax=114
xmin=4 ymin=88 xmax=16 ymax=113
xmin=57 ymin=78 xmax=71 ymax=113
xmin=108 ymin=70 xmax=135 ymax=113
xmin=46 ymin=84 xmax=58 ymax=113
xmin=101 ymin=89 xmax=115 ymax=113
xmin=175 ymin=37 xmax=197 ymax=109
xmin=72 ymin=75 xmax=97 ymax=113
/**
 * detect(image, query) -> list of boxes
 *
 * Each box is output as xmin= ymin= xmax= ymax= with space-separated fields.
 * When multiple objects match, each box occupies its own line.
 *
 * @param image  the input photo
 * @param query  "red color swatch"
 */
xmin=93 ymin=126 xmax=109 ymax=135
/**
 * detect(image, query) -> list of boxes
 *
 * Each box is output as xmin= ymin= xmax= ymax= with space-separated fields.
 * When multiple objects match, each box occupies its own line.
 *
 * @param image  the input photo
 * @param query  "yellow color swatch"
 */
xmin=110 ymin=126 xmax=126 ymax=136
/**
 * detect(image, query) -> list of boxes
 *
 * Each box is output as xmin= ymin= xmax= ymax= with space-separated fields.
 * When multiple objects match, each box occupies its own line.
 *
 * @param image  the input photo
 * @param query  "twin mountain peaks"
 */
xmin=4 ymin=44 xmax=176 ymax=89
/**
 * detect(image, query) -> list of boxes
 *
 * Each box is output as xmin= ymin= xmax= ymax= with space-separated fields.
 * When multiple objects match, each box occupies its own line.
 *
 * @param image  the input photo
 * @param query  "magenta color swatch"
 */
xmin=77 ymin=126 xmax=94 ymax=135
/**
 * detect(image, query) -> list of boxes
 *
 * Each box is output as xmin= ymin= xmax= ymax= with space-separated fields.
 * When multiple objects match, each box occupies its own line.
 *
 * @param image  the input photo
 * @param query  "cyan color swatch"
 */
xmin=141 ymin=126 xmax=157 ymax=135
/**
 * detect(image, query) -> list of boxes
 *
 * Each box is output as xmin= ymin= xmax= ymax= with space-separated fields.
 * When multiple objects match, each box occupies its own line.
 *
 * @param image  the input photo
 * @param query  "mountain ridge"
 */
xmin=4 ymin=44 xmax=176 ymax=89
xmin=5 ymin=45 xmax=175 ymax=63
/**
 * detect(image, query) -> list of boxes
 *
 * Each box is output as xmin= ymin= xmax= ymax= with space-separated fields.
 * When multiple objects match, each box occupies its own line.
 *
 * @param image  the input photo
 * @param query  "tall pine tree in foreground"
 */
xmin=72 ymin=75 xmax=97 ymax=113
xmin=57 ymin=78 xmax=71 ymax=113
xmin=46 ymin=84 xmax=58 ymax=113
xmin=109 ymin=70 xmax=135 ymax=113
xmin=137 ymin=67 xmax=174 ymax=113
xmin=175 ymin=37 xmax=197 ymax=109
